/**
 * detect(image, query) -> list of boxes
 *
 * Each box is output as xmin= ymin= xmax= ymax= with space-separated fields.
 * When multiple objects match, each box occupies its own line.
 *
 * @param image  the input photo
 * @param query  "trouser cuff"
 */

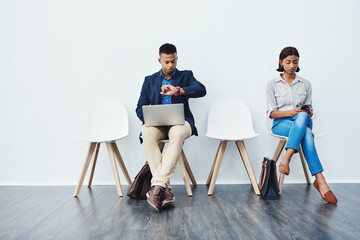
xmin=151 ymin=181 xmax=166 ymax=188
xmin=285 ymin=145 xmax=299 ymax=153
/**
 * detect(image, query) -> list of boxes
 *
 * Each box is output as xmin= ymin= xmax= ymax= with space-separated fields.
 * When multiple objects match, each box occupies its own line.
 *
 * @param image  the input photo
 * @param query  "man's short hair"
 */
xmin=159 ymin=43 xmax=177 ymax=55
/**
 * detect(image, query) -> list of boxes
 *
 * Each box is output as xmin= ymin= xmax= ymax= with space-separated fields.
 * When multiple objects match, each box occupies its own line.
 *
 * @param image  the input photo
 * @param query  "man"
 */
xmin=136 ymin=43 xmax=206 ymax=211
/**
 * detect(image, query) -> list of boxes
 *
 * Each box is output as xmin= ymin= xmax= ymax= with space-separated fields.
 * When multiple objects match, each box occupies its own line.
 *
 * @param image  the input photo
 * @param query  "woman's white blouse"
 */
xmin=266 ymin=74 xmax=313 ymax=118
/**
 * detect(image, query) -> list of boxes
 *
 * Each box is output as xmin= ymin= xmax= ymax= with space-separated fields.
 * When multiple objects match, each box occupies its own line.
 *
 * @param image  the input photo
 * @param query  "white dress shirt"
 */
xmin=266 ymin=74 xmax=313 ymax=118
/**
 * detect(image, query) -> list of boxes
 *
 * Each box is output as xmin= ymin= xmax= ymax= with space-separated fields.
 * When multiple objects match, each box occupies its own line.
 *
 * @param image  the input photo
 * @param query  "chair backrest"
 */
xmin=79 ymin=101 xmax=129 ymax=142
xmin=206 ymin=99 xmax=259 ymax=140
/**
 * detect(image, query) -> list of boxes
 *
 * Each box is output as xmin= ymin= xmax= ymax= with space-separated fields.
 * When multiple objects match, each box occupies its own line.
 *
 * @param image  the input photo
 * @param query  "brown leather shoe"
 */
xmin=313 ymin=180 xmax=338 ymax=204
xmin=146 ymin=187 xmax=163 ymax=211
xmin=161 ymin=188 xmax=175 ymax=208
xmin=279 ymin=162 xmax=290 ymax=175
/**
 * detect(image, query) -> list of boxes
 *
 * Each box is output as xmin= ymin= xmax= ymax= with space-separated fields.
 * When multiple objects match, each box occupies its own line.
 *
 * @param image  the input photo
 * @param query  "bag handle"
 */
xmin=259 ymin=159 xmax=268 ymax=190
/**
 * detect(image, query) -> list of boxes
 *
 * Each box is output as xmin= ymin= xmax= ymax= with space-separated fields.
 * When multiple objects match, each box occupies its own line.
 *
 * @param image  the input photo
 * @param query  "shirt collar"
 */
xmin=275 ymin=74 xmax=303 ymax=83
xmin=160 ymin=68 xmax=177 ymax=79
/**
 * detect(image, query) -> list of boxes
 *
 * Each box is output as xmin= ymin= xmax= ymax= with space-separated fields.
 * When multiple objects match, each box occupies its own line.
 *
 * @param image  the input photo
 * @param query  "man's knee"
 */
xmin=168 ymin=131 xmax=186 ymax=143
xmin=168 ymin=127 xmax=189 ymax=142
xmin=142 ymin=126 xmax=161 ymax=141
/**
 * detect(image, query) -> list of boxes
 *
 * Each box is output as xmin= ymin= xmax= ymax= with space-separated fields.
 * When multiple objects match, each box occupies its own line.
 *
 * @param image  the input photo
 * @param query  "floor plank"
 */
xmin=0 ymin=186 xmax=23 ymax=200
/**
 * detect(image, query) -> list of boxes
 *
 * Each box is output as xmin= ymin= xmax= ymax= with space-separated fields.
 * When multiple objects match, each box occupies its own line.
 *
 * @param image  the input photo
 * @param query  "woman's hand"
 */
xmin=287 ymin=108 xmax=306 ymax=117
xmin=270 ymin=108 xmax=314 ymax=118
xmin=305 ymin=108 xmax=313 ymax=117
xmin=289 ymin=108 xmax=313 ymax=117
xmin=270 ymin=108 xmax=304 ymax=118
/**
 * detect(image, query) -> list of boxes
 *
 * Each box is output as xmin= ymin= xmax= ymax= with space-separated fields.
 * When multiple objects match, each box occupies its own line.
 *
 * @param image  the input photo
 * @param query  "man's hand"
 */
xmin=160 ymin=85 xmax=178 ymax=96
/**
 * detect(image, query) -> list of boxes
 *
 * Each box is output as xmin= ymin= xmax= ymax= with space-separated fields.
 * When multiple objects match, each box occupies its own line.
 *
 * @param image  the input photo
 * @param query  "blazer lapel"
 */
xmin=172 ymin=68 xmax=180 ymax=87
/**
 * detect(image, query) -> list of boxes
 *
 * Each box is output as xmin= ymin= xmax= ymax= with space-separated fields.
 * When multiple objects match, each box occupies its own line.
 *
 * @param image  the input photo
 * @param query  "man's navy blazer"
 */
xmin=136 ymin=69 xmax=206 ymax=138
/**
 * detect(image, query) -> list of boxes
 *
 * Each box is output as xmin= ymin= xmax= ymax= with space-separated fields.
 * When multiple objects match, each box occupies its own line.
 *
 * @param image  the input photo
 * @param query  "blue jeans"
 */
xmin=272 ymin=112 xmax=323 ymax=176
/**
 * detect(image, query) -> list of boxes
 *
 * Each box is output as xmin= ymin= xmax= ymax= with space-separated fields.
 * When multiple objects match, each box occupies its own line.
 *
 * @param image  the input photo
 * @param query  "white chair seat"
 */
xmin=269 ymin=133 xmax=288 ymax=139
xmin=77 ymin=136 xmax=125 ymax=143
xmin=206 ymin=133 xmax=260 ymax=141
xmin=269 ymin=132 xmax=326 ymax=140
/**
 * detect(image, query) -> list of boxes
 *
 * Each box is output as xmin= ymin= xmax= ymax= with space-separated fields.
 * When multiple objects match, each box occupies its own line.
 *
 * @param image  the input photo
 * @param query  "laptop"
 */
xmin=142 ymin=103 xmax=185 ymax=127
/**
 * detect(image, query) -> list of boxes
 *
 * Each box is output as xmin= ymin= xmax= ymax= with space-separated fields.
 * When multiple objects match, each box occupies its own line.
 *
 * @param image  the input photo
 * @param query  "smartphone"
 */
xmin=300 ymin=105 xmax=310 ymax=110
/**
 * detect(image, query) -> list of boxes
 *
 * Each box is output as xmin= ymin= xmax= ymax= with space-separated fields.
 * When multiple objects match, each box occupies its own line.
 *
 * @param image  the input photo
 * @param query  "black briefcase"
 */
xmin=259 ymin=157 xmax=280 ymax=200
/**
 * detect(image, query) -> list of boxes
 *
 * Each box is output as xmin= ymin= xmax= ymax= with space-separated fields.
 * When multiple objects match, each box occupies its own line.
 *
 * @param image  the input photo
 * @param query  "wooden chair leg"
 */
xmin=273 ymin=139 xmax=287 ymax=162
xmin=273 ymin=140 xmax=312 ymax=193
xmin=273 ymin=140 xmax=286 ymax=194
xmin=299 ymin=145 xmax=311 ymax=185
xmin=181 ymin=150 xmax=197 ymax=186
xmin=110 ymin=142 xmax=132 ymax=185
xmin=206 ymin=143 xmax=221 ymax=186
xmin=278 ymin=173 xmax=285 ymax=194
xmin=74 ymin=142 xmax=97 ymax=197
xmin=88 ymin=143 xmax=101 ymax=187
xmin=236 ymin=141 xmax=261 ymax=195
xmin=106 ymin=143 xmax=123 ymax=197
xmin=208 ymin=141 xmax=227 ymax=195
xmin=178 ymin=153 xmax=193 ymax=196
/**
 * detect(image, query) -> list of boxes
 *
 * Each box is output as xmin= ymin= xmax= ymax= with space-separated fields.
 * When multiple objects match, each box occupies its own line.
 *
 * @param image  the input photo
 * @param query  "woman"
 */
xmin=266 ymin=46 xmax=337 ymax=204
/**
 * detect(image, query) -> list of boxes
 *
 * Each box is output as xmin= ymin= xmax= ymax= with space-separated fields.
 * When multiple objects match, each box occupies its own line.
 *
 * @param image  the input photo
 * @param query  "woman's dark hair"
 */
xmin=277 ymin=46 xmax=300 ymax=72
xmin=159 ymin=43 xmax=177 ymax=55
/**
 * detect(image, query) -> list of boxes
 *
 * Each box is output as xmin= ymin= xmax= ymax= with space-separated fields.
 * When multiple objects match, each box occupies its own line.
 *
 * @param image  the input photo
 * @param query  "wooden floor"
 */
xmin=0 ymin=184 xmax=359 ymax=240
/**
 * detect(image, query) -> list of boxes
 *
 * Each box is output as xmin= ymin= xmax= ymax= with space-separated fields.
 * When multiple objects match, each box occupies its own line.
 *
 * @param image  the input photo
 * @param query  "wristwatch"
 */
xmin=175 ymin=86 xmax=180 ymax=96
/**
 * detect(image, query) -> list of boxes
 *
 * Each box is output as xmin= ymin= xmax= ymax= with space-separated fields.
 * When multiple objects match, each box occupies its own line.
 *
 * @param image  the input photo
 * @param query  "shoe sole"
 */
xmin=146 ymin=192 xmax=160 ymax=211
xmin=161 ymin=197 xmax=175 ymax=208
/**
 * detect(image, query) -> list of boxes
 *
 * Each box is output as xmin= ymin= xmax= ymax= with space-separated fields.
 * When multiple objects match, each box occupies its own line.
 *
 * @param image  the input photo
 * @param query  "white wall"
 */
xmin=1 ymin=0 xmax=359 ymax=185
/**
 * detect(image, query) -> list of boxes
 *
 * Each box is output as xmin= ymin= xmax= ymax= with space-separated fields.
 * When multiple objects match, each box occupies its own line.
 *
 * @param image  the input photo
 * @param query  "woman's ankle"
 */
xmin=315 ymin=172 xmax=326 ymax=183
xmin=315 ymin=173 xmax=331 ymax=190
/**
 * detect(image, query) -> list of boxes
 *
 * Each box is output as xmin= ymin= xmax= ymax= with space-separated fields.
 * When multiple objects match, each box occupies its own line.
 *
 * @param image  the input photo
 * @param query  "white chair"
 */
xmin=267 ymin=114 xmax=325 ymax=193
xmin=74 ymin=101 xmax=132 ymax=197
xmin=206 ymin=99 xmax=260 ymax=195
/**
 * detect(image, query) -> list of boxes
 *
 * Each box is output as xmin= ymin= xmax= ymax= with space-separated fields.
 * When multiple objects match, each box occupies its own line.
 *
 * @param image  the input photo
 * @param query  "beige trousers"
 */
xmin=142 ymin=121 xmax=192 ymax=188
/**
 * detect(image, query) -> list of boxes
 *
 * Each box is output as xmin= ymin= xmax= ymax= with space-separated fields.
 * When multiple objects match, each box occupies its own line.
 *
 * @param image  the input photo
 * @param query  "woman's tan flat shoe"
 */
xmin=278 ymin=163 xmax=290 ymax=175
xmin=313 ymin=179 xmax=338 ymax=204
